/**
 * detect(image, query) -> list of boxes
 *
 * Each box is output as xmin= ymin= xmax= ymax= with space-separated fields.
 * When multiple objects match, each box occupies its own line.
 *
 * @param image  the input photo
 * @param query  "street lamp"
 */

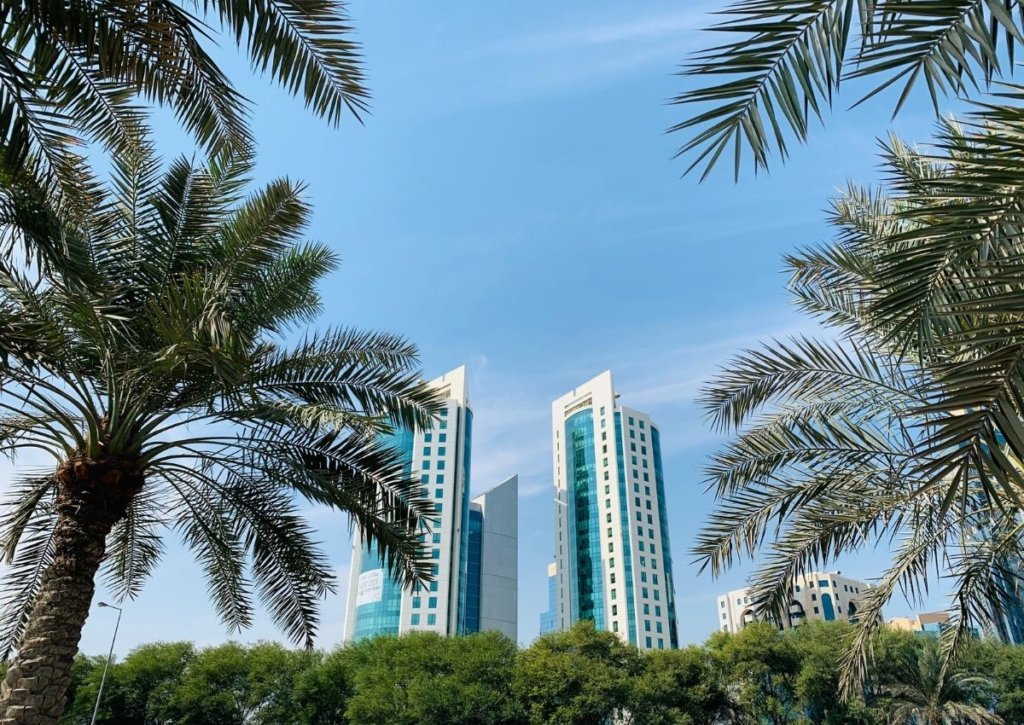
xmin=90 ymin=602 xmax=122 ymax=725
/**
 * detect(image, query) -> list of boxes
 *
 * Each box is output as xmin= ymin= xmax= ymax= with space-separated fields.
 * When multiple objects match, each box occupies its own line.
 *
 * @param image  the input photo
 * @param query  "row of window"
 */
xmin=794 ymin=581 xmax=861 ymax=594
xmin=411 ymin=596 xmax=439 ymax=609
xmin=423 ymin=432 xmax=447 ymax=443
xmin=422 ymin=446 xmax=448 ymax=457
xmin=410 ymin=613 xmax=437 ymax=626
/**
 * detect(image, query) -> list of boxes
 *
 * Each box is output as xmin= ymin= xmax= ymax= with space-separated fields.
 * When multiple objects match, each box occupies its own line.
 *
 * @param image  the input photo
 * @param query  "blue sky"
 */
xmin=68 ymin=1 xmax=961 ymax=655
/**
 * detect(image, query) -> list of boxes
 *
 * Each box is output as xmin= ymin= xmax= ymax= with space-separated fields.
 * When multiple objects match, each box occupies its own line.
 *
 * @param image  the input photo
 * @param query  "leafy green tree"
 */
xmin=0 ymin=0 xmax=368 ymax=199
xmin=343 ymin=631 xmax=522 ymax=725
xmin=791 ymin=622 xmax=875 ymax=724
xmin=0 ymin=144 xmax=439 ymax=721
xmin=156 ymin=642 xmax=313 ymax=725
xmin=707 ymin=623 xmax=800 ymax=725
xmin=628 ymin=646 xmax=732 ymax=725
xmin=674 ymin=0 xmax=1024 ymax=178
xmin=62 ymin=641 xmax=194 ymax=724
xmin=293 ymin=647 xmax=353 ymax=725
xmin=987 ymin=644 xmax=1024 ymax=724
xmin=513 ymin=620 xmax=639 ymax=725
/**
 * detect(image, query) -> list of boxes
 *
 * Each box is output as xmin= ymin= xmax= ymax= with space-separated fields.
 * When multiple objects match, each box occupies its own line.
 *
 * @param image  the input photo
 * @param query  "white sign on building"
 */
xmin=355 ymin=569 xmax=384 ymax=606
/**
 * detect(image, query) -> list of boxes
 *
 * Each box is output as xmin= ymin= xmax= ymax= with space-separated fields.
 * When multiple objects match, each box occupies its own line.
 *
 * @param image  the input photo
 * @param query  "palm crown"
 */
xmin=0 ymin=143 xmax=439 ymax=720
xmin=0 ymin=1 xmax=367 ymax=195
xmin=674 ymin=0 xmax=1024 ymax=178
xmin=697 ymin=109 xmax=1024 ymax=692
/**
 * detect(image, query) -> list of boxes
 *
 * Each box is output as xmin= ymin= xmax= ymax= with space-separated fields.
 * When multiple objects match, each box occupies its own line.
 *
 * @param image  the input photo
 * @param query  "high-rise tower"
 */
xmin=343 ymin=366 xmax=518 ymax=641
xmin=551 ymin=371 xmax=678 ymax=650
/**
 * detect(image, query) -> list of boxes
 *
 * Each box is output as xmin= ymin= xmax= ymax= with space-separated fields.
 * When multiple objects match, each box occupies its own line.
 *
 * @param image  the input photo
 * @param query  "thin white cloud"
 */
xmin=492 ymin=9 xmax=711 ymax=54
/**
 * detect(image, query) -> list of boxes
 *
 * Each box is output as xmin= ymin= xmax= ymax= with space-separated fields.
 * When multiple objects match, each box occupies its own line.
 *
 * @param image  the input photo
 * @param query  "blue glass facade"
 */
xmin=352 ymin=426 xmax=414 ymax=639
xmin=461 ymin=507 xmax=483 ymax=634
xmin=651 ymin=426 xmax=679 ymax=648
xmin=566 ymin=409 xmax=605 ymax=629
xmin=456 ymin=409 xmax=475 ymax=634
xmin=614 ymin=413 xmax=638 ymax=645
xmin=539 ymin=566 xmax=557 ymax=634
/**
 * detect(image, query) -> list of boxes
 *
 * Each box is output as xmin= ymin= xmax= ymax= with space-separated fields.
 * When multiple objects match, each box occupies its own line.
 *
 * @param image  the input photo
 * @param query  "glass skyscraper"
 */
xmin=551 ymin=371 xmax=678 ymax=650
xmin=343 ymin=366 xmax=518 ymax=641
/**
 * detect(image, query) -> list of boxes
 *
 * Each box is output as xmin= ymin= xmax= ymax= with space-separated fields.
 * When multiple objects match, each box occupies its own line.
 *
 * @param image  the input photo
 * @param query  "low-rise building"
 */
xmin=716 ymin=571 xmax=874 ymax=634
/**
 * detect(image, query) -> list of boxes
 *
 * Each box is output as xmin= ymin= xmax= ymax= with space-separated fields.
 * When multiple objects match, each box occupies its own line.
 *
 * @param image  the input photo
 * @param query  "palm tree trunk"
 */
xmin=0 ymin=460 xmax=138 ymax=724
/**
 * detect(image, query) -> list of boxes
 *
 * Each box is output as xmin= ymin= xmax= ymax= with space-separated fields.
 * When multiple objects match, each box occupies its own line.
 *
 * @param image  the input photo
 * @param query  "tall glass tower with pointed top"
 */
xmin=551 ymin=370 xmax=678 ymax=650
xmin=343 ymin=366 xmax=517 ymax=642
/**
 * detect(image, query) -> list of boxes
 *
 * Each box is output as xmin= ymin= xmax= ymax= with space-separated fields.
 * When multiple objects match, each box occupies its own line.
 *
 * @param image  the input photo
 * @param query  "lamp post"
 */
xmin=90 ymin=602 xmax=122 ymax=725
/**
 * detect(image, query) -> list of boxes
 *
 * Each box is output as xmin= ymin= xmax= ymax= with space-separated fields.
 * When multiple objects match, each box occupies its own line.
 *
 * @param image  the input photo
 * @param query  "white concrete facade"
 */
xmin=471 ymin=475 xmax=518 ymax=640
xmin=716 ymin=571 xmax=875 ymax=634
xmin=552 ymin=370 xmax=678 ymax=650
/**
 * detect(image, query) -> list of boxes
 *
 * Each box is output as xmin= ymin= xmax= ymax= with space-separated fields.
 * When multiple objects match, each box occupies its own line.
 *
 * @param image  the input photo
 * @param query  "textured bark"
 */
xmin=0 ymin=457 xmax=141 ymax=725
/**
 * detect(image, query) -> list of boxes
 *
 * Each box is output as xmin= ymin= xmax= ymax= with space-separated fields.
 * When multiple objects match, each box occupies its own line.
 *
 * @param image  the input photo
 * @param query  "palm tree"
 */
xmin=879 ymin=642 xmax=1001 ymax=725
xmin=696 ymin=108 xmax=1024 ymax=693
xmin=673 ymin=0 xmax=1024 ymax=178
xmin=0 ymin=141 xmax=439 ymax=722
xmin=0 ymin=1 xmax=367 ymax=201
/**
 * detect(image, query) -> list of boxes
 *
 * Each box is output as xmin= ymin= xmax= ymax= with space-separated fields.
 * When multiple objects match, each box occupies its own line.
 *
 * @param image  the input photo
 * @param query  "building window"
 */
xmin=612 ymin=605 xmax=618 ymax=615
xmin=652 ymin=575 xmax=659 ymax=585
xmin=433 ymin=533 xmax=441 ymax=543
xmin=423 ymin=460 xmax=430 ymax=470
xmin=658 ymin=639 xmax=664 ymax=649
xmin=645 ymin=637 xmax=652 ymax=648
xmin=720 ymin=601 xmax=725 ymax=608
xmin=431 ymin=548 xmax=440 ymax=559
xmin=656 ymin=622 xmax=663 ymax=633
xmin=630 ymin=429 xmax=635 ymax=439
xmin=631 ymin=455 xmax=638 ymax=465
xmin=655 ymin=605 xmax=661 ymax=616
xmin=608 ymin=542 xmax=614 ymax=552
xmin=654 ymin=590 xmax=660 ymax=601
xmin=643 ymin=603 xmax=650 ymax=614
xmin=424 ymin=433 xmax=432 ymax=442
xmin=435 ymin=475 xmax=444 ymax=484
xmin=613 ymin=621 xmax=619 ymax=632
xmin=611 ymin=589 xmax=617 ymax=600
xmin=413 ymin=597 xmax=421 ymax=608
xmin=434 ymin=503 xmax=442 ymax=512
xmin=641 ymin=446 xmax=647 ymax=455
xmin=644 ymin=620 xmax=651 ymax=632
xmin=795 ymin=585 xmax=801 ymax=592
xmin=411 ymin=614 xmax=421 ymax=625
xmin=437 ymin=460 xmax=446 ymax=470
xmin=639 ymin=420 xmax=645 ymax=428
xmin=438 ymin=447 xmax=447 ymax=456
xmin=430 ymin=581 xmax=438 ymax=592
xmin=630 ymin=442 xmax=636 ymax=452
xmin=439 ymin=433 xmax=447 ymax=442
xmin=423 ymin=447 xmax=431 ymax=456
xmin=606 ymin=513 xmax=612 ymax=523
xmin=435 ymin=489 xmax=443 ymax=498
xmin=428 ymin=597 xmax=437 ymax=608
xmin=722 ymin=612 xmax=727 ymax=620
xmin=440 ymin=420 xmax=448 ymax=429
xmin=431 ymin=564 xmax=439 ymax=576
xmin=813 ymin=607 xmax=819 ymax=615
xmin=819 ymin=580 xmax=829 ymax=588
xmin=811 ymin=593 xmax=817 ymax=601
xmin=420 ymin=474 xmax=429 ymax=484
xmin=427 ymin=614 xmax=437 ymax=625
xmin=629 ymin=416 xmax=635 ymax=425
xmin=643 ymin=473 xmax=649 ymax=482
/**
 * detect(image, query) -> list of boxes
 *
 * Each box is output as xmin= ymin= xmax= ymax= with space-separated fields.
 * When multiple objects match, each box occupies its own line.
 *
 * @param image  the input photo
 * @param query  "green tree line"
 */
xmin=57 ymin=621 xmax=1024 ymax=725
